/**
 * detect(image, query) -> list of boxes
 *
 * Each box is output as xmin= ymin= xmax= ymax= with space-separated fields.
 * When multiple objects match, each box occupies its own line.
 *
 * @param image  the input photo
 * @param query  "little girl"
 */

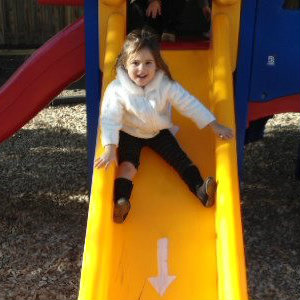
xmin=95 ymin=29 xmax=233 ymax=223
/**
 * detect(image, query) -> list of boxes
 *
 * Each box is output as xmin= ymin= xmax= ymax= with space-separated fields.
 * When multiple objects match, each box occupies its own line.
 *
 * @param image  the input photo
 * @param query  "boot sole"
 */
xmin=204 ymin=177 xmax=217 ymax=207
xmin=113 ymin=199 xmax=131 ymax=224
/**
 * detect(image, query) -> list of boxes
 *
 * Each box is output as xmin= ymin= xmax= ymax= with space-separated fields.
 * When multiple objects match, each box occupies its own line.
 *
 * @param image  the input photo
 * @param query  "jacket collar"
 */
xmin=116 ymin=67 xmax=165 ymax=95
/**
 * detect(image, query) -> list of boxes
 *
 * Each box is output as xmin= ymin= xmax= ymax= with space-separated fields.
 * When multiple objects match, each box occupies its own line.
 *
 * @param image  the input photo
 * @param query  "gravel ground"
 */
xmin=1 ymin=105 xmax=300 ymax=299
xmin=243 ymin=113 xmax=300 ymax=300
xmin=0 ymin=105 xmax=89 ymax=300
xmin=1 ymin=56 xmax=300 ymax=300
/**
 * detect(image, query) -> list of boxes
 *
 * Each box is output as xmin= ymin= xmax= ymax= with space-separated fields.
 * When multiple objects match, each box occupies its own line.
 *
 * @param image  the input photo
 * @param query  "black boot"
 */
xmin=181 ymin=165 xmax=216 ymax=207
xmin=195 ymin=177 xmax=217 ymax=207
xmin=113 ymin=178 xmax=133 ymax=223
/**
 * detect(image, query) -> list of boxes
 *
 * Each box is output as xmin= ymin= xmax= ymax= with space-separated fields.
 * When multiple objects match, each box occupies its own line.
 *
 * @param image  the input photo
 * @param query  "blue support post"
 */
xmin=84 ymin=0 xmax=102 ymax=187
xmin=234 ymin=0 xmax=258 ymax=175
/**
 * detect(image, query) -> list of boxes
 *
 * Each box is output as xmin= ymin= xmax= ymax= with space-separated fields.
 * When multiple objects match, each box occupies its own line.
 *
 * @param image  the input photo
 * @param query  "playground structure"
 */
xmin=0 ymin=0 xmax=299 ymax=299
xmin=235 ymin=0 xmax=300 ymax=166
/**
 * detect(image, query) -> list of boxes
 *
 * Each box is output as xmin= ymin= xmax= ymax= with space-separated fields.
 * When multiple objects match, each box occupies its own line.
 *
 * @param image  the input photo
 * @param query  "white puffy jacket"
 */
xmin=100 ymin=68 xmax=215 ymax=146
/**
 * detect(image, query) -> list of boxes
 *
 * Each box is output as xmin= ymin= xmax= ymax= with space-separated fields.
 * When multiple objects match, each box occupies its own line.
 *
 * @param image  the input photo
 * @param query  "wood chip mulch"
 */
xmin=1 ymin=103 xmax=300 ymax=300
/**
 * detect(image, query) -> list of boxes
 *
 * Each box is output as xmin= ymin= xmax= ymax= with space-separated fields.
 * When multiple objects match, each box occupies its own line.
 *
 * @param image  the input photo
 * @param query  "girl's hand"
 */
xmin=146 ymin=0 xmax=161 ymax=18
xmin=209 ymin=121 xmax=234 ymax=140
xmin=94 ymin=145 xmax=117 ymax=170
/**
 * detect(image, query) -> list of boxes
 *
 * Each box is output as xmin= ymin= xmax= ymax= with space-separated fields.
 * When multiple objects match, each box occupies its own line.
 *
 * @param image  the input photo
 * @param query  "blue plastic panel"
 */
xmin=85 ymin=0 xmax=101 ymax=185
xmin=250 ymin=0 xmax=300 ymax=102
xmin=234 ymin=0 xmax=258 ymax=174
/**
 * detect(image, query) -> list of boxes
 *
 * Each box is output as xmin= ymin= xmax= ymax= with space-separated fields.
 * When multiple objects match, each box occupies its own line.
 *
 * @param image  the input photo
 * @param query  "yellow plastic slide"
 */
xmin=78 ymin=1 xmax=248 ymax=299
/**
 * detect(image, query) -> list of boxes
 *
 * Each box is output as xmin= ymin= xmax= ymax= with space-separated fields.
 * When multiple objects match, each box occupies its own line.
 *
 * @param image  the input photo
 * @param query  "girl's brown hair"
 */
xmin=115 ymin=28 xmax=173 ymax=80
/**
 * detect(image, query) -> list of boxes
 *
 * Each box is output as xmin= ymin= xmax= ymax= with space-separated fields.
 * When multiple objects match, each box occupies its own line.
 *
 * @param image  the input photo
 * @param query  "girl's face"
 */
xmin=126 ymin=48 xmax=157 ymax=87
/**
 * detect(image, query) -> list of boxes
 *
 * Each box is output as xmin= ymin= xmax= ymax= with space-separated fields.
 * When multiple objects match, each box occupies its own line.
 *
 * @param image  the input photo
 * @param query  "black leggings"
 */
xmin=118 ymin=130 xmax=204 ymax=193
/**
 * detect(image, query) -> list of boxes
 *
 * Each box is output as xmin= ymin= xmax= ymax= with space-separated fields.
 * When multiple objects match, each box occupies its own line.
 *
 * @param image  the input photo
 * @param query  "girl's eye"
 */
xmin=132 ymin=61 xmax=139 ymax=66
xmin=146 ymin=61 xmax=152 ymax=65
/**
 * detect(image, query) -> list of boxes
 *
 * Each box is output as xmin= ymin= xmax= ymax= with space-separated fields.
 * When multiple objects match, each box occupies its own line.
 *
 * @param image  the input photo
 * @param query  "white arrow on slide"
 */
xmin=149 ymin=238 xmax=176 ymax=296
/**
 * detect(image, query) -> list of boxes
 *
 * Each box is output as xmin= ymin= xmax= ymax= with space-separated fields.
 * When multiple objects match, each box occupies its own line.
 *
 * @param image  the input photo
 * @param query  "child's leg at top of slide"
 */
xmin=161 ymin=0 xmax=186 ymax=42
xmin=127 ymin=0 xmax=163 ymax=34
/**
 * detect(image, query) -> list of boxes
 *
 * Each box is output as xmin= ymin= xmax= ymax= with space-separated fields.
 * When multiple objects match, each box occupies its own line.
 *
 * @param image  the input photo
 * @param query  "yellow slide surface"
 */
xmin=79 ymin=1 xmax=248 ymax=300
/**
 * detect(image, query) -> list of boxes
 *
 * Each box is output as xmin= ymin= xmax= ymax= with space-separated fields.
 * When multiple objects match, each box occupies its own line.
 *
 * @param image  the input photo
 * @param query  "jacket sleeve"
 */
xmin=167 ymin=81 xmax=215 ymax=129
xmin=100 ymin=82 xmax=124 ymax=147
